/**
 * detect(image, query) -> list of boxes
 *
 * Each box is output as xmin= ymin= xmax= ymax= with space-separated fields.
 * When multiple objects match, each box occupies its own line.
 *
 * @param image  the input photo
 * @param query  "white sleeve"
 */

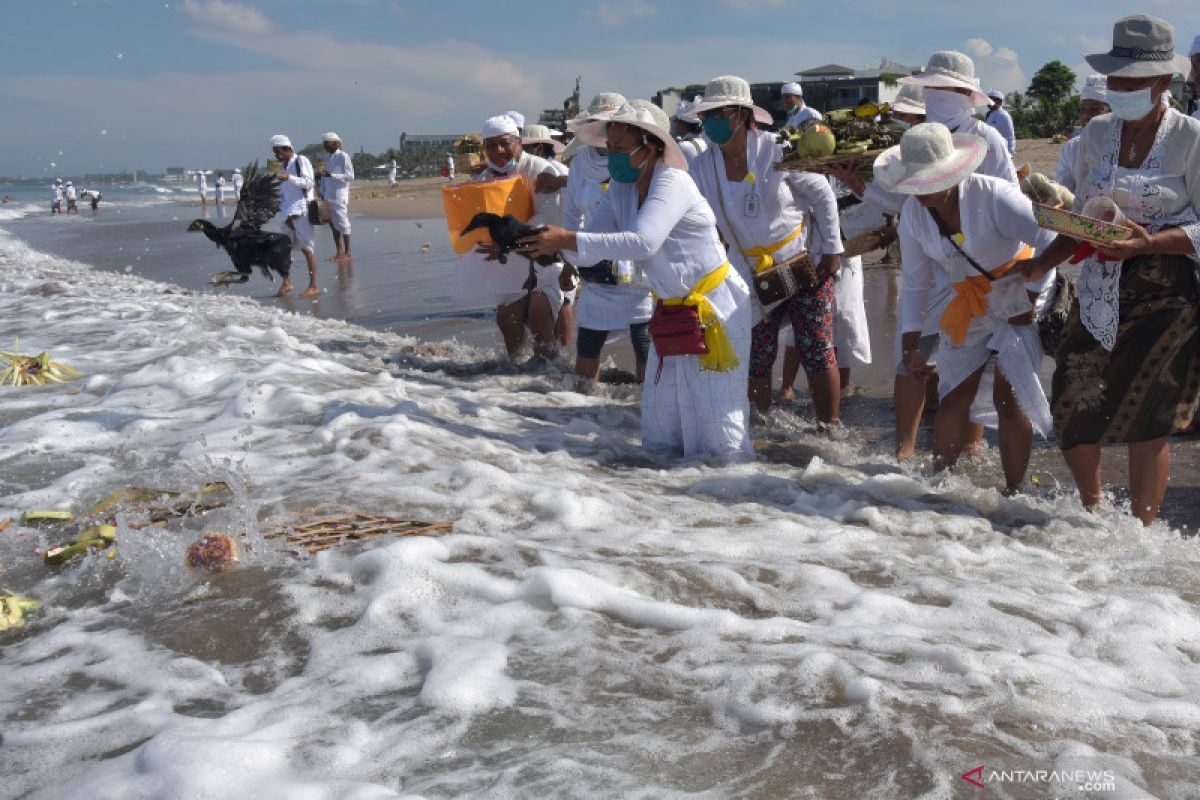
xmin=291 ymin=157 xmax=314 ymax=192
xmin=1054 ymin=139 xmax=1076 ymax=192
xmin=897 ymin=201 xmax=936 ymax=335
xmin=561 ymin=173 xmax=585 ymax=232
xmin=328 ymin=153 xmax=353 ymax=183
xmin=786 ymin=172 xmax=843 ymax=256
xmin=576 ymin=172 xmax=689 ymax=264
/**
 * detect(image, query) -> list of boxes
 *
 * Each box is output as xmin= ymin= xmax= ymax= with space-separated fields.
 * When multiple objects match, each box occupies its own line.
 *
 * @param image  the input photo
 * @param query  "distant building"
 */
xmin=399 ymin=134 xmax=463 ymax=151
xmin=164 ymin=166 xmax=186 ymax=184
xmin=796 ymin=58 xmax=918 ymax=113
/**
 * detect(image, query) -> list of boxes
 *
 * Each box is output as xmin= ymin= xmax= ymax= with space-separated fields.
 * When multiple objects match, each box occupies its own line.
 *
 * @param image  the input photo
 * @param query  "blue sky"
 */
xmin=2 ymin=0 xmax=1198 ymax=177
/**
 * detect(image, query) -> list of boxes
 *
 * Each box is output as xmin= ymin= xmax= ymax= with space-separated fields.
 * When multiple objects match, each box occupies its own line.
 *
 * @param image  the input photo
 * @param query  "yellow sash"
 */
xmin=656 ymin=261 xmax=739 ymax=373
xmin=741 ymin=222 xmax=805 ymax=274
xmin=940 ymin=245 xmax=1035 ymax=345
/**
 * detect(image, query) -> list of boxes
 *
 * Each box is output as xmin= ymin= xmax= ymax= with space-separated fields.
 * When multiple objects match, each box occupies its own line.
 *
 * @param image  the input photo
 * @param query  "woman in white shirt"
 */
xmin=519 ymin=105 xmax=753 ymax=460
xmin=881 ymin=123 xmax=1057 ymax=492
xmin=1021 ymin=15 xmax=1200 ymax=525
xmin=688 ymin=75 xmax=844 ymax=421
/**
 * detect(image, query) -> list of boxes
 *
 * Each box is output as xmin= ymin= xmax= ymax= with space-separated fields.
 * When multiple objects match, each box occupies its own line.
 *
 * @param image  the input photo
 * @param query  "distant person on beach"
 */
xmin=673 ymin=97 xmax=708 ymax=163
xmin=213 ymin=172 xmax=226 ymax=205
xmin=196 ymin=171 xmax=208 ymax=207
xmin=470 ymin=113 xmax=568 ymax=359
xmin=1 ymin=195 xmax=10 ymax=204
xmin=1054 ymin=75 xmax=1108 ymax=192
xmin=1023 ymin=14 xmax=1200 ymax=526
xmin=985 ymin=90 xmax=1017 ymax=156
xmin=271 ymin=133 xmax=320 ymax=297
xmin=445 ymin=152 xmax=455 ymax=181
xmin=689 ymin=75 xmax=844 ymax=421
xmin=386 ymin=159 xmax=397 ymax=187
xmin=64 ymin=181 xmax=78 ymax=214
xmin=51 ymin=180 xmax=63 ymax=214
xmin=782 ymin=82 xmax=822 ymax=128
xmin=520 ymin=104 xmax=754 ymax=461
xmin=319 ymin=131 xmax=354 ymax=261
xmin=562 ymin=92 xmax=654 ymax=384
xmin=81 ymin=189 xmax=102 ymax=215
xmin=231 ymin=167 xmax=244 ymax=199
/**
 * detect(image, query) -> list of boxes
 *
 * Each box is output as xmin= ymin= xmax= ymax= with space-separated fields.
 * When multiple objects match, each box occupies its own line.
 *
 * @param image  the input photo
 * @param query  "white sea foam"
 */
xmin=1 ymin=233 xmax=1199 ymax=799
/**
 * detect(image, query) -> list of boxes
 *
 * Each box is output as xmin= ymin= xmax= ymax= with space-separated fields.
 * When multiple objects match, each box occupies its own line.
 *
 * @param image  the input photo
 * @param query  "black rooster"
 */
xmin=188 ymin=161 xmax=292 ymax=286
xmin=460 ymin=213 xmax=558 ymax=266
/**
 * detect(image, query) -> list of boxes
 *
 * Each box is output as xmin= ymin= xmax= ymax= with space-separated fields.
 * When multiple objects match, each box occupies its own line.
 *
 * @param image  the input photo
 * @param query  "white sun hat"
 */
xmin=505 ymin=110 xmax=526 ymax=131
xmin=1080 ymin=74 xmax=1108 ymax=103
xmin=891 ymin=82 xmax=925 ymax=115
xmin=270 ymin=134 xmax=293 ymax=148
xmin=900 ymin=51 xmax=991 ymax=107
xmin=522 ymin=124 xmax=566 ymax=154
xmin=1085 ymin=14 xmax=1191 ymax=78
xmin=692 ymin=75 xmax=774 ymax=125
xmin=322 ymin=131 xmax=341 ymax=142
xmin=872 ymin=122 xmax=988 ymax=195
xmin=567 ymin=92 xmax=629 ymax=131
xmin=233 ymin=167 xmax=242 ymax=173
xmin=781 ymin=81 xmax=803 ymax=98
xmin=482 ymin=115 xmax=520 ymax=140
xmin=674 ymin=96 xmax=702 ymax=124
xmin=574 ymin=103 xmax=689 ymax=171
xmin=986 ymin=89 xmax=1004 ymax=102
xmin=629 ymin=99 xmax=672 ymax=133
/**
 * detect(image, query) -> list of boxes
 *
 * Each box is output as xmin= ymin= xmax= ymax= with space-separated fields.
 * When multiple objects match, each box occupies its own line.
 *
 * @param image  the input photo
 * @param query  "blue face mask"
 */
xmin=608 ymin=146 xmax=644 ymax=184
xmin=703 ymin=114 xmax=735 ymax=145
xmin=488 ymin=158 xmax=517 ymax=174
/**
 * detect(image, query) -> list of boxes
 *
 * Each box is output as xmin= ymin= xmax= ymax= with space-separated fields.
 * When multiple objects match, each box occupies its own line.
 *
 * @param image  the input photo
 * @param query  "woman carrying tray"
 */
xmin=881 ymin=123 xmax=1057 ymax=492
xmin=689 ymin=75 xmax=845 ymax=421
xmin=518 ymin=104 xmax=753 ymax=460
xmin=1020 ymin=15 xmax=1200 ymax=525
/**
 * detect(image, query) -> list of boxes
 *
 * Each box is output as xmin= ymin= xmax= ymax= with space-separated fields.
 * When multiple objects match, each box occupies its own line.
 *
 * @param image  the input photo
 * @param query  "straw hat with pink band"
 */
xmin=691 ymin=75 xmax=775 ymax=125
xmin=899 ymin=51 xmax=991 ymax=107
xmin=872 ymin=123 xmax=987 ymax=196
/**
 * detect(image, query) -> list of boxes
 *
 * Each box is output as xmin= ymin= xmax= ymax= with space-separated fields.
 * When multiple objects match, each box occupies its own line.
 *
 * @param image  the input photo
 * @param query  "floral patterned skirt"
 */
xmin=1051 ymin=253 xmax=1200 ymax=448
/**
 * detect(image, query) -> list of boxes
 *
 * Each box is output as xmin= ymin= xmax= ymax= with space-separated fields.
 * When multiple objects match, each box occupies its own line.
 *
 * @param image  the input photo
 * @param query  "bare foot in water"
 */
xmin=333 ymin=253 xmax=352 ymax=262
xmin=780 ymin=386 xmax=795 ymax=403
xmin=300 ymin=286 xmax=319 ymax=298
xmin=275 ymin=281 xmax=293 ymax=297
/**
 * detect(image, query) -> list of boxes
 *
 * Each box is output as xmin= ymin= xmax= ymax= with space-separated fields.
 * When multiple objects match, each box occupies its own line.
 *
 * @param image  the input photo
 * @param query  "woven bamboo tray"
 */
xmin=263 ymin=510 xmax=453 ymax=554
xmin=774 ymin=149 xmax=886 ymax=175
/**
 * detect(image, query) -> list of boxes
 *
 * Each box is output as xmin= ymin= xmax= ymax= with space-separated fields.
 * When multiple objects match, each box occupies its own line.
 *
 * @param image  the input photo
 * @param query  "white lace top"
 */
xmin=1070 ymin=109 xmax=1200 ymax=349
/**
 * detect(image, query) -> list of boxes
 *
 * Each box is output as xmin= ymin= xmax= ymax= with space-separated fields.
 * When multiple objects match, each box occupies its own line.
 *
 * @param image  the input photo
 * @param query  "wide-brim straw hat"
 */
xmin=872 ymin=123 xmax=987 ymax=195
xmin=1085 ymin=14 xmax=1191 ymax=78
xmin=691 ymin=75 xmax=774 ymax=125
xmin=900 ymin=51 xmax=990 ymax=107
xmin=891 ymin=83 xmax=925 ymax=115
xmin=522 ymin=124 xmax=565 ymax=154
xmin=566 ymin=92 xmax=628 ymax=132
xmin=674 ymin=97 xmax=701 ymax=124
xmin=574 ymin=103 xmax=688 ymax=171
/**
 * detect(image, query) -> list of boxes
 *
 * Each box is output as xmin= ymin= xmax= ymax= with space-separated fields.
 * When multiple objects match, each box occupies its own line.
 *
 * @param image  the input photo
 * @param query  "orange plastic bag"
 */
xmin=442 ymin=176 xmax=534 ymax=255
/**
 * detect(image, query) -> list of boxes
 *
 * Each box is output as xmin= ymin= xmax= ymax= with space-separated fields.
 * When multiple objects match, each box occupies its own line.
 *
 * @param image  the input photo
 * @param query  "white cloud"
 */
xmin=963 ymin=37 xmax=1025 ymax=94
xmin=181 ymin=0 xmax=272 ymax=35
xmin=585 ymin=2 xmax=658 ymax=27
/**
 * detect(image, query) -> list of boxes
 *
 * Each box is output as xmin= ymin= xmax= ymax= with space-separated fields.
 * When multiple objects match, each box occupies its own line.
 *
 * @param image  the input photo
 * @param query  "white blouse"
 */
xmin=1070 ymin=109 xmax=1200 ymax=349
xmin=574 ymin=164 xmax=738 ymax=322
xmin=562 ymin=148 xmax=608 ymax=232
xmin=898 ymin=175 xmax=1056 ymax=337
xmin=690 ymin=128 xmax=843 ymax=285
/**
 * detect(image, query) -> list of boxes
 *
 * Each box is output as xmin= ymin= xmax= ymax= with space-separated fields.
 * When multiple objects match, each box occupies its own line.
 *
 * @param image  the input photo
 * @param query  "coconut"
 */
xmin=797 ymin=123 xmax=836 ymax=158
xmin=186 ymin=532 xmax=240 ymax=573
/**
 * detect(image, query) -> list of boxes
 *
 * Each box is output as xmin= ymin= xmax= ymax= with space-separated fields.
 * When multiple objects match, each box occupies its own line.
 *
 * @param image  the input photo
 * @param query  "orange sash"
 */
xmin=940 ymin=245 xmax=1035 ymax=345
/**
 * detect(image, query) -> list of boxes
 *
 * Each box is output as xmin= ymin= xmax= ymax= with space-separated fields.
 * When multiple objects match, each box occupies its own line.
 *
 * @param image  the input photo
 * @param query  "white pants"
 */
xmin=329 ymin=202 xmax=351 ymax=234
xmin=285 ymin=215 xmax=315 ymax=254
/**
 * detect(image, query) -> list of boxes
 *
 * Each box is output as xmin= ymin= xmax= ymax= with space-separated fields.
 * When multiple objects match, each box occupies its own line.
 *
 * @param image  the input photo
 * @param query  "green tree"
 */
xmin=1028 ymin=61 xmax=1076 ymax=108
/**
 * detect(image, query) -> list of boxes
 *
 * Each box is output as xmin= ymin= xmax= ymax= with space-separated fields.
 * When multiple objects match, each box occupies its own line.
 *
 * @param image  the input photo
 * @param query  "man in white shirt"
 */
xmin=231 ymin=168 xmax=244 ymax=200
xmin=196 ymin=171 xmax=208 ymax=207
xmin=985 ymin=90 xmax=1017 ymax=156
xmin=213 ymin=172 xmax=226 ymax=205
xmin=64 ymin=181 xmax=78 ymax=215
xmin=51 ymin=180 xmax=63 ymax=214
xmin=319 ymin=131 xmax=354 ymax=261
xmin=271 ymin=133 xmax=319 ymax=296
xmin=781 ymin=82 xmax=822 ymax=128
xmin=446 ymin=152 xmax=455 ymax=181
xmin=387 ymin=159 xmax=397 ymax=187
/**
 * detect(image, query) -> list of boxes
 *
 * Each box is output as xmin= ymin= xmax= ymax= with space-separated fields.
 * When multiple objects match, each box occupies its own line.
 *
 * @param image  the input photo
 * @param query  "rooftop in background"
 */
xmin=797 ymin=57 xmax=919 ymax=80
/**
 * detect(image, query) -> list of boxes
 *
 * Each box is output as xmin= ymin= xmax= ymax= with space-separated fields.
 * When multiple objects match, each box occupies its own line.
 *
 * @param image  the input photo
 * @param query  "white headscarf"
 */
xmin=482 ymin=115 xmax=520 ymax=140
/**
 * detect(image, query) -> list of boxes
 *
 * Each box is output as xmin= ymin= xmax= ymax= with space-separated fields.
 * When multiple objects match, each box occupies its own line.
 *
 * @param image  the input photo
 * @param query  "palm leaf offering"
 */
xmin=775 ymin=116 xmax=902 ymax=174
xmin=0 ymin=339 xmax=81 ymax=387
xmin=263 ymin=509 xmax=453 ymax=554
xmin=1 ymin=589 xmax=40 ymax=631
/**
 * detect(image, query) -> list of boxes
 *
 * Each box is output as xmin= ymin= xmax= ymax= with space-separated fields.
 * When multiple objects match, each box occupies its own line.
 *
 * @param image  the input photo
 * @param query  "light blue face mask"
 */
xmin=488 ymin=158 xmax=517 ymax=174
xmin=608 ymin=145 xmax=645 ymax=184
xmin=703 ymin=115 xmax=735 ymax=145
xmin=1106 ymin=87 xmax=1155 ymax=121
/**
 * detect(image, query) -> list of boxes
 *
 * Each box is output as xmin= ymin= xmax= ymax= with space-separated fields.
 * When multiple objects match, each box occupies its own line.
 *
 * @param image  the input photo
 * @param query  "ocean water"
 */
xmin=2 ymin=190 xmax=1200 ymax=799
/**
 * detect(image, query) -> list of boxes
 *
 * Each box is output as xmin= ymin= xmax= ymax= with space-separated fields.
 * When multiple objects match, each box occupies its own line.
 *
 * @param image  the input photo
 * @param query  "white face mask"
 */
xmin=923 ymin=88 xmax=975 ymax=127
xmin=1106 ymin=87 xmax=1155 ymax=121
